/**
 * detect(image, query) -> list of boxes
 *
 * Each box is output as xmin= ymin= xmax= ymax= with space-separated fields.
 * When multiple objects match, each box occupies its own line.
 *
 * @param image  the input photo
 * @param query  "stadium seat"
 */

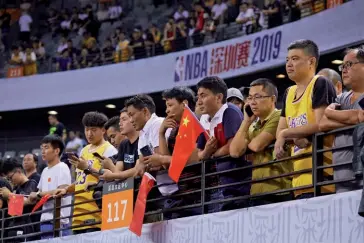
xmin=32 ymin=148 xmax=41 ymax=157
xmin=18 ymin=150 xmax=30 ymax=159
xmin=3 ymin=151 xmax=16 ymax=159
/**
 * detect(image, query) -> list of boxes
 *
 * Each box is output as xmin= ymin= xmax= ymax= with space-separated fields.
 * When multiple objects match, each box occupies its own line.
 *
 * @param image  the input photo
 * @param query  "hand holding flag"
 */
xmin=168 ymin=106 xmax=208 ymax=182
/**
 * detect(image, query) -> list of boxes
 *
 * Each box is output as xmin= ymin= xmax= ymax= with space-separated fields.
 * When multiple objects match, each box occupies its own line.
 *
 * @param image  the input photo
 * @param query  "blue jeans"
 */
xmin=40 ymin=223 xmax=72 ymax=239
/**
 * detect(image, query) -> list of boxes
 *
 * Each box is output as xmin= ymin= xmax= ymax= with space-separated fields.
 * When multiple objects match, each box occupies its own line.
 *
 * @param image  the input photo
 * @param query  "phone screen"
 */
xmin=245 ymin=105 xmax=254 ymax=117
xmin=140 ymin=145 xmax=153 ymax=157
xmin=92 ymin=152 xmax=104 ymax=160
xmin=66 ymin=152 xmax=78 ymax=158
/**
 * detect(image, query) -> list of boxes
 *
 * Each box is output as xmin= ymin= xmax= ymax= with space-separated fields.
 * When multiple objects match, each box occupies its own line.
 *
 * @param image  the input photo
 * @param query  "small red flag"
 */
xmin=31 ymin=194 xmax=51 ymax=213
xmin=168 ymin=106 xmax=207 ymax=182
xmin=8 ymin=194 xmax=24 ymax=216
xmin=129 ymin=172 xmax=155 ymax=236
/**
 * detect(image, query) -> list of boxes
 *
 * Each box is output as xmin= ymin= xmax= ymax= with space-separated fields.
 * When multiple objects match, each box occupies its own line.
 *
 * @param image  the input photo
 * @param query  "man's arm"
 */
xmin=230 ymin=120 xmax=251 ymax=158
xmin=325 ymin=108 xmax=361 ymax=125
xmin=319 ymin=114 xmax=348 ymax=132
xmin=279 ymin=106 xmax=326 ymax=139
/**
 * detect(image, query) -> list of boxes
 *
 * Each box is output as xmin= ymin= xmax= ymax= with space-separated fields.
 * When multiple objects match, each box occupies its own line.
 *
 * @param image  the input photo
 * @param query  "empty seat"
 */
xmin=32 ymin=149 xmax=42 ymax=157
xmin=3 ymin=151 xmax=16 ymax=159
xmin=18 ymin=150 xmax=30 ymax=159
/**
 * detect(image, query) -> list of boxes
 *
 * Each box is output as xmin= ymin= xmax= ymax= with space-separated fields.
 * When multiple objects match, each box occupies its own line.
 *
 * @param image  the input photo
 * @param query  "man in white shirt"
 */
xmin=29 ymin=135 xmax=72 ymax=239
xmin=236 ymin=2 xmax=255 ymax=35
xmin=212 ymin=0 xmax=227 ymax=23
xmin=108 ymin=2 xmax=122 ymax=21
xmin=65 ymin=131 xmax=84 ymax=156
xmin=125 ymin=94 xmax=164 ymax=172
xmin=19 ymin=10 xmax=32 ymax=42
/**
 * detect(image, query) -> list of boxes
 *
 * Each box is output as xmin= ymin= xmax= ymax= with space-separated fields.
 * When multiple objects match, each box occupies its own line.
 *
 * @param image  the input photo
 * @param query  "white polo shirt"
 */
xmin=137 ymin=113 xmax=178 ymax=196
xmin=138 ymin=113 xmax=164 ymax=155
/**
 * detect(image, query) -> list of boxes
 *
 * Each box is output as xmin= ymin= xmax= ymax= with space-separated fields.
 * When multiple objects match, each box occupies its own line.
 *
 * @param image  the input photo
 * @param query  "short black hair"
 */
xmin=250 ymin=78 xmax=278 ymax=98
xmin=197 ymin=76 xmax=228 ymax=103
xmin=345 ymin=46 xmax=364 ymax=63
xmin=318 ymin=68 xmax=342 ymax=85
xmin=288 ymin=39 xmax=320 ymax=68
xmin=162 ymin=87 xmax=196 ymax=111
xmin=104 ymin=116 xmax=120 ymax=132
xmin=120 ymin=107 xmax=127 ymax=113
xmin=41 ymin=135 xmax=65 ymax=156
xmin=1 ymin=158 xmax=23 ymax=175
xmin=82 ymin=111 xmax=108 ymax=128
xmin=124 ymin=94 xmax=156 ymax=114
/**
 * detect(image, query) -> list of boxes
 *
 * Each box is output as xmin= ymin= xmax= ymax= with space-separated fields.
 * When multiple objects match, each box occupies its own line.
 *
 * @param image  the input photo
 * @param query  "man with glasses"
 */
xmin=230 ymin=79 xmax=292 ymax=206
xmin=319 ymin=47 xmax=364 ymax=193
xmin=274 ymin=39 xmax=336 ymax=199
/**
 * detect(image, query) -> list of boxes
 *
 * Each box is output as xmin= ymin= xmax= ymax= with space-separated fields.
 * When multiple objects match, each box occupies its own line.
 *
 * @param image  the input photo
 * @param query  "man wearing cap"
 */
xmin=227 ymin=87 xmax=245 ymax=111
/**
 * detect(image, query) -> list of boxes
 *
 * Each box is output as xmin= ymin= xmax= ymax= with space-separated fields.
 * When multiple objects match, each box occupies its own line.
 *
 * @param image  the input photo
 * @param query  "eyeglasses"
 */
xmin=247 ymin=95 xmax=272 ymax=102
xmin=338 ymin=61 xmax=364 ymax=71
xmin=7 ymin=171 xmax=16 ymax=181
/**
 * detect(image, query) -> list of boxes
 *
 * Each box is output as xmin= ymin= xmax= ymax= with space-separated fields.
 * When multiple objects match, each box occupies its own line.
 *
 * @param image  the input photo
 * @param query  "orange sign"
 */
xmin=7 ymin=66 xmax=23 ymax=78
xmin=101 ymin=178 xmax=134 ymax=231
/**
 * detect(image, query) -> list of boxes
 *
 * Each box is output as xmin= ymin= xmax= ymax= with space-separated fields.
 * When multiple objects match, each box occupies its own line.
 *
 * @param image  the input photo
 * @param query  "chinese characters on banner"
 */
xmin=210 ymin=41 xmax=251 ymax=75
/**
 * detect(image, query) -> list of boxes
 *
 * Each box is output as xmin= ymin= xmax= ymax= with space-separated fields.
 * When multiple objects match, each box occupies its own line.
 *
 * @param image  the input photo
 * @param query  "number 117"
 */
xmin=107 ymin=200 xmax=127 ymax=223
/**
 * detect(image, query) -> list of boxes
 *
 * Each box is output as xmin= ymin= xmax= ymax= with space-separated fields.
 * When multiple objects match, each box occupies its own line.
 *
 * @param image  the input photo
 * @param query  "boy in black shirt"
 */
xmin=100 ymin=108 xmax=140 ymax=181
xmin=0 ymin=159 xmax=40 ymax=241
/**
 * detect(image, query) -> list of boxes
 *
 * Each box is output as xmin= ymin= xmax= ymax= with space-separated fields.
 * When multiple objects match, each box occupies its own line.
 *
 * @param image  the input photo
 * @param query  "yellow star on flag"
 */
xmin=182 ymin=116 xmax=190 ymax=127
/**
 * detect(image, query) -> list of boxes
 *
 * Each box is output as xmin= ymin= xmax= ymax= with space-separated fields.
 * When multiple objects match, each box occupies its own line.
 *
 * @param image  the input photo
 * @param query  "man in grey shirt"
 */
xmin=319 ymin=47 xmax=364 ymax=193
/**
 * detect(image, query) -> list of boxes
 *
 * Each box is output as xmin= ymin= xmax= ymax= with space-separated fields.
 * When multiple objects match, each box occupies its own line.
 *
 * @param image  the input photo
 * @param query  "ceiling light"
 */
xmin=276 ymin=74 xmax=286 ymax=79
xmin=332 ymin=60 xmax=343 ymax=65
xmin=106 ymin=104 xmax=116 ymax=109
xmin=48 ymin=110 xmax=58 ymax=115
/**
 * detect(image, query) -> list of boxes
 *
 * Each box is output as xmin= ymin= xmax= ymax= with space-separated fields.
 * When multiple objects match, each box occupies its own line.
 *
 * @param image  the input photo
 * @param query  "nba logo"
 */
xmin=174 ymin=56 xmax=184 ymax=82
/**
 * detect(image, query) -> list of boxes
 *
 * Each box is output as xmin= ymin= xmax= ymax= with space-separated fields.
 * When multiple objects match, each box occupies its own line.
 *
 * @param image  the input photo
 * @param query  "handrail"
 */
xmin=0 ymin=123 xmax=360 ymax=242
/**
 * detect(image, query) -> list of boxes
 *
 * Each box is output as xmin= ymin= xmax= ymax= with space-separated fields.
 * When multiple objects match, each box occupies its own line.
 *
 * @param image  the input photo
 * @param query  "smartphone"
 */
xmin=66 ymin=152 xmax=78 ymax=158
xmin=335 ymin=104 xmax=341 ymax=110
xmin=140 ymin=145 xmax=153 ymax=157
xmin=245 ymin=105 xmax=254 ymax=117
xmin=359 ymin=98 xmax=364 ymax=109
xmin=92 ymin=152 xmax=104 ymax=160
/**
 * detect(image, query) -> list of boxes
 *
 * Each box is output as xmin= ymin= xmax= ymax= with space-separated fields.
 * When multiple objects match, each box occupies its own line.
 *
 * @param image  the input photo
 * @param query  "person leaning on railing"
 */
xmin=56 ymin=112 xmax=118 ymax=235
xmin=196 ymin=76 xmax=251 ymax=212
xmin=274 ymin=39 xmax=337 ymax=199
xmin=230 ymin=78 xmax=293 ymax=206
xmin=319 ymin=46 xmax=364 ymax=193
xmin=0 ymin=159 xmax=40 ymax=241
xmin=28 ymin=135 xmax=72 ymax=240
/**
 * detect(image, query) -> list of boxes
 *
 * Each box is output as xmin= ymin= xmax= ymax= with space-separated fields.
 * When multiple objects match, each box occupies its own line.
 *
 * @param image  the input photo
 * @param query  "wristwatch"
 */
xmin=36 ymin=191 xmax=42 ymax=199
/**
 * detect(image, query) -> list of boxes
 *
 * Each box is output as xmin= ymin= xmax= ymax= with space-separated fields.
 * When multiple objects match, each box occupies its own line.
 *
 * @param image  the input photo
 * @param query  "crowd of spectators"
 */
xmin=0 ymin=38 xmax=363 ymax=241
xmin=2 ymin=0 xmax=331 ymax=76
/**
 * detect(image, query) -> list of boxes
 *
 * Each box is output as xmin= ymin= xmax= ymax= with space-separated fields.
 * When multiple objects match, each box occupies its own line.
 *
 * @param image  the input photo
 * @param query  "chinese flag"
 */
xmin=31 ymin=194 xmax=51 ymax=213
xmin=8 ymin=194 xmax=24 ymax=216
xmin=129 ymin=173 xmax=155 ymax=236
xmin=169 ymin=106 xmax=207 ymax=183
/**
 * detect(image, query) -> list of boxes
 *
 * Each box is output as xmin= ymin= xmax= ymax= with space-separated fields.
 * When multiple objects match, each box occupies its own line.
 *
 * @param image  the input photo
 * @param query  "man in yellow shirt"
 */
xmin=230 ymin=78 xmax=292 ymax=205
xmin=55 ymin=112 xmax=117 ymax=234
xmin=274 ymin=39 xmax=336 ymax=199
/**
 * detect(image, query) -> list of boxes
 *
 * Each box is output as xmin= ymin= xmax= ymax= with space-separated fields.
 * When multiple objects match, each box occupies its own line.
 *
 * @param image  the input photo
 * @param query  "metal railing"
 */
xmin=0 ymin=124 xmax=361 ymax=241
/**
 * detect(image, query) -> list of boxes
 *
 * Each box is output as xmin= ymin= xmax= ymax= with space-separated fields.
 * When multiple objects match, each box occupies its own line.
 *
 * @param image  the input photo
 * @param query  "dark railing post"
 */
xmin=201 ymin=160 xmax=205 ymax=215
xmin=313 ymin=133 xmax=324 ymax=197
xmin=53 ymin=198 xmax=61 ymax=238
xmin=1 ymin=209 xmax=5 ymax=243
